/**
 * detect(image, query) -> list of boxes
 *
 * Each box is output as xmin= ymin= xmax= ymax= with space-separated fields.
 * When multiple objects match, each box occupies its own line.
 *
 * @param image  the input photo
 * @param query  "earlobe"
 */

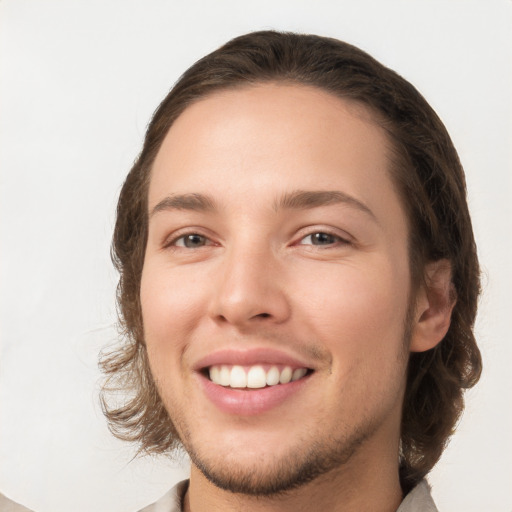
xmin=409 ymin=259 xmax=456 ymax=353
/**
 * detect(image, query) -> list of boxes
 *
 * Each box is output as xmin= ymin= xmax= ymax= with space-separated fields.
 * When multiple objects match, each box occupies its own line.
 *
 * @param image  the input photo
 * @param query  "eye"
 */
xmin=173 ymin=233 xmax=210 ymax=248
xmin=299 ymin=232 xmax=346 ymax=246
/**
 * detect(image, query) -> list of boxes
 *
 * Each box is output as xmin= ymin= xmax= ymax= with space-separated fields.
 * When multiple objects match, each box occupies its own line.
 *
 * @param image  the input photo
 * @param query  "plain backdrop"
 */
xmin=1 ymin=1 xmax=511 ymax=511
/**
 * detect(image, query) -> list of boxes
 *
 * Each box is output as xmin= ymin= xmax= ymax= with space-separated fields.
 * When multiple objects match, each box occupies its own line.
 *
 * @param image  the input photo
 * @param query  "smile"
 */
xmin=195 ymin=349 xmax=316 ymax=414
xmin=208 ymin=364 xmax=309 ymax=389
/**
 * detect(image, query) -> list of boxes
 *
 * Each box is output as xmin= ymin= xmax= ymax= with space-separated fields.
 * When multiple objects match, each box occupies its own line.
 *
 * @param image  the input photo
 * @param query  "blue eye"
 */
xmin=300 ymin=232 xmax=343 ymax=246
xmin=174 ymin=234 xmax=208 ymax=248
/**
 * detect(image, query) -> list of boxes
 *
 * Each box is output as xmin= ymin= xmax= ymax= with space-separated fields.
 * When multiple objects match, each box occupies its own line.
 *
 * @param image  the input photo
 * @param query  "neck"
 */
xmin=183 ymin=443 xmax=403 ymax=512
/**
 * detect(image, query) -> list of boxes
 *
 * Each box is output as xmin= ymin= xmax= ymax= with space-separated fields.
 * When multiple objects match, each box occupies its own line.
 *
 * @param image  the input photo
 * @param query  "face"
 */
xmin=141 ymin=84 xmax=414 ymax=494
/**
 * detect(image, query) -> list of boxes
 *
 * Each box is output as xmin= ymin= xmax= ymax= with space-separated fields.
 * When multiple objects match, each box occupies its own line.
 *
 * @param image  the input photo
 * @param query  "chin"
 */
xmin=183 ymin=423 xmax=374 ymax=496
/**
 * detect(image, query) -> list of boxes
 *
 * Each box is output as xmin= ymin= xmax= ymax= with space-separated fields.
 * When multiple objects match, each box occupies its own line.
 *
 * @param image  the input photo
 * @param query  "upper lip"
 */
xmin=193 ymin=348 xmax=315 ymax=371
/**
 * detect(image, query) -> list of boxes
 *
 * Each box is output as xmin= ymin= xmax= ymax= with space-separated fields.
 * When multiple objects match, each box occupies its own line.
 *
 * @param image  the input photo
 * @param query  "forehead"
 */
xmin=149 ymin=83 xmax=404 ymax=225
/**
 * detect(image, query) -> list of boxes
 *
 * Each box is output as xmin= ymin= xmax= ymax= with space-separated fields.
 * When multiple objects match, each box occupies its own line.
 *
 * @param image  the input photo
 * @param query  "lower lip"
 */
xmin=198 ymin=373 xmax=311 ymax=416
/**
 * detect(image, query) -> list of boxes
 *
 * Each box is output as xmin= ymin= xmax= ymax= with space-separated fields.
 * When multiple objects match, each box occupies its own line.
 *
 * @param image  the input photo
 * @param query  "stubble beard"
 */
xmin=159 ymin=309 xmax=413 ymax=497
xmin=182 ymin=418 xmax=378 ymax=497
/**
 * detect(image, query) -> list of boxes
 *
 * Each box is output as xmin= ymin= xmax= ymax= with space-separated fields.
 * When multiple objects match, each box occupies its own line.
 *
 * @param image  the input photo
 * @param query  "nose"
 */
xmin=208 ymin=244 xmax=291 ymax=328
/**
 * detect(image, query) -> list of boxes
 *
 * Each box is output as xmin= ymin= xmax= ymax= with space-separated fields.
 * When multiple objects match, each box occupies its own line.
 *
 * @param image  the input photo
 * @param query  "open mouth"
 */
xmin=204 ymin=364 xmax=313 ymax=389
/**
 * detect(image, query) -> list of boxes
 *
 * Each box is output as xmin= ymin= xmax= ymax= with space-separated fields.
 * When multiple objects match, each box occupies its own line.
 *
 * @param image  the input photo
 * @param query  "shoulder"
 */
xmin=396 ymin=480 xmax=438 ymax=512
xmin=0 ymin=493 xmax=35 ymax=512
xmin=138 ymin=480 xmax=189 ymax=512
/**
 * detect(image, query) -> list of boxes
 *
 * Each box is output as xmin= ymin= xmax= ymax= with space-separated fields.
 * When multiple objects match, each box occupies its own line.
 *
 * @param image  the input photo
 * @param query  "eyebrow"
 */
xmin=150 ymin=193 xmax=217 ymax=217
xmin=274 ymin=189 xmax=376 ymax=220
xmin=149 ymin=189 xmax=376 ymax=221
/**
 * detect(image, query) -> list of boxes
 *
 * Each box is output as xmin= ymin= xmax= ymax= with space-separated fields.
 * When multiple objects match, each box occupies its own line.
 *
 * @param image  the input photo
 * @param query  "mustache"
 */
xmin=185 ymin=327 xmax=333 ymax=368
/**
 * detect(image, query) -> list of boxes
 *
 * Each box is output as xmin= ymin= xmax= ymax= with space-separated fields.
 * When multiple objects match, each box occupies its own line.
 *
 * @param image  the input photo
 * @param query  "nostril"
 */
xmin=258 ymin=313 xmax=271 ymax=318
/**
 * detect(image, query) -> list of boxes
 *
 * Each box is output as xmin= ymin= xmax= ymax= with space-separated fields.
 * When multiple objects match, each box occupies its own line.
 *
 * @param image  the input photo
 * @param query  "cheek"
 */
xmin=140 ymin=263 xmax=207 ymax=376
xmin=295 ymin=257 xmax=410 ymax=362
xmin=141 ymin=263 xmax=204 ymax=329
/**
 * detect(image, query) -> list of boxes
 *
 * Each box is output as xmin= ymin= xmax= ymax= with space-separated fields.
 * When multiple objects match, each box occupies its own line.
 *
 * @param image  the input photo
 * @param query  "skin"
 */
xmin=141 ymin=84 xmax=453 ymax=512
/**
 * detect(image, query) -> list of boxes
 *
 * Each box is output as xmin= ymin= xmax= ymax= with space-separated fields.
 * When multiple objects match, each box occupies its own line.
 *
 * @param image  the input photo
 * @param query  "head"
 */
xmin=101 ymin=31 xmax=481 ymax=493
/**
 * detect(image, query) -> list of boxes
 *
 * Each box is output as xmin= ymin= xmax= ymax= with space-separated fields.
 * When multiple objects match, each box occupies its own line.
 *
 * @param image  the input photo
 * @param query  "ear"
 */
xmin=409 ymin=259 xmax=456 ymax=353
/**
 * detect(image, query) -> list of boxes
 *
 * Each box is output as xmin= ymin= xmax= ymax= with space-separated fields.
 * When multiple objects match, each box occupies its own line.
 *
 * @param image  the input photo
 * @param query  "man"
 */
xmin=101 ymin=31 xmax=482 ymax=511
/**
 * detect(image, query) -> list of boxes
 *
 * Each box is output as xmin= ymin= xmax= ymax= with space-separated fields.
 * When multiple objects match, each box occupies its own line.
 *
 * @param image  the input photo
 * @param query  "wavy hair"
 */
xmin=100 ymin=31 xmax=482 ymax=492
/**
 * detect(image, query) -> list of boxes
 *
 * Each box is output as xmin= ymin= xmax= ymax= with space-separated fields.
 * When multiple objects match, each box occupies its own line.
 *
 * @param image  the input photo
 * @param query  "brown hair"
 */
xmin=100 ymin=31 xmax=482 ymax=491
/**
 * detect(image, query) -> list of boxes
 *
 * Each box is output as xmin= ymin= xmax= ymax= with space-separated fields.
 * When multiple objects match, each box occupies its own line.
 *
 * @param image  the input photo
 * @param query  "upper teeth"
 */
xmin=209 ymin=365 xmax=308 ymax=389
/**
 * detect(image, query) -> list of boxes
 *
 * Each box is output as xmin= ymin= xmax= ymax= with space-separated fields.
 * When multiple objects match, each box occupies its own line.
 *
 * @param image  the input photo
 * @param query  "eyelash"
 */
xmin=165 ymin=229 xmax=350 ymax=250
xmin=297 ymin=231 xmax=350 ymax=247
xmin=165 ymin=232 xmax=213 ymax=249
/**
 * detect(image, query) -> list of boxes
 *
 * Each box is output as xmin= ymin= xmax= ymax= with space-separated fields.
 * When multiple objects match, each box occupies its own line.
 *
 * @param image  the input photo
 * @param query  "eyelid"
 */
xmin=160 ymin=225 xmax=353 ymax=249
xmin=293 ymin=226 xmax=354 ymax=247
xmin=299 ymin=233 xmax=345 ymax=246
xmin=162 ymin=227 xmax=217 ymax=249
xmin=174 ymin=234 xmax=209 ymax=248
